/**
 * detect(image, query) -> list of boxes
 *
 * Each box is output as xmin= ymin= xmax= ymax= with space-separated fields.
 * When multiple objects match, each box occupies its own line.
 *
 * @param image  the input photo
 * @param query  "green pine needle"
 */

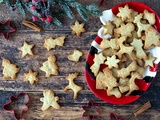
xmin=59 ymin=1 xmax=74 ymax=19
xmin=2 ymin=0 xmax=102 ymax=26
xmin=17 ymin=0 xmax=26 ymax=16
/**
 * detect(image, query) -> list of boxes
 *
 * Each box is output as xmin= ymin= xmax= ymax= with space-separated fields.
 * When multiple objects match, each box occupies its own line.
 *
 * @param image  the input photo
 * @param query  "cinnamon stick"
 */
xmin=22 ymin=20 xmax=42 ymax=32
xmin=133 ymin=101 xmax=151 ymax=117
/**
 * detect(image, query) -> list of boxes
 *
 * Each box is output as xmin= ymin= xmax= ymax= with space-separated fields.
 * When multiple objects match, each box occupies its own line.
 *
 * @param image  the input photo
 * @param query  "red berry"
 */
xmin=46 ymin=16 xmax=53 ymax=22
xmin=32 ymin=16 xmax=38 ymax=22
xmin=41 ymin=17 xmax=46 ymax=21
xmin=32 ymin=0 xmax=39 ymax=2
xmin=24 ymin=0 xmax=29 ymax=2
xmin=30 ymin=5 xmax=36 ymax=10
xmin=41 ymin=0 xmax=46 ymax=2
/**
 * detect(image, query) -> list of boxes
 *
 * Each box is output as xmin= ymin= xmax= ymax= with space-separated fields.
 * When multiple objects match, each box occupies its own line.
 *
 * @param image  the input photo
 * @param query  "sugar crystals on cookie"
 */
xmin=18 ymin=41 xmax=34 ymax=58
xmin=24 ymin=69 xmax=38 ymax=85
xmin=64 ymin=73 xmax=83 ymax=99
xmin=70 ymin=20 xmax=85 ymax=37
xmin=40 ymin=90 xmax=60 ymax=111
xmin=44 ymin=36 xmax=66 ymax=51
xmin=2 ymin=58 xmax=20 ymax=79
xmin=40 ymin=55 xmax=58 ymax=77
xmin=68 ymin=49 xmax=83 ymax=62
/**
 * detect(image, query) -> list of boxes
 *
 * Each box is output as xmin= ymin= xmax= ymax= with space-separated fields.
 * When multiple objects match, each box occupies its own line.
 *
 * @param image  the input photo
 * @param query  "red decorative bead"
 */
xmin=32 ymin=0 xmax=39 ymax=2
xmin=32 ymin=16 xmax=38 ymax=22
xmin=41 ymin=17 xmax=46 ymax=21
xmin=46 ymin=16 xmax=53 ymax=22
xmin=30 ymin=5 xmax=36 ymax=10
xmin=24 ymin=0 xmax=29 ymax=2
xmin=41 ymin=0 xmax=46 ymax=2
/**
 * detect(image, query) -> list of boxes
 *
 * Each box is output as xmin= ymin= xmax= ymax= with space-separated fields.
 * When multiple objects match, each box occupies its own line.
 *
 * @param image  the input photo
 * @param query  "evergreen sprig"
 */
xmin=2 ymin=0 xmax=102 ymax=26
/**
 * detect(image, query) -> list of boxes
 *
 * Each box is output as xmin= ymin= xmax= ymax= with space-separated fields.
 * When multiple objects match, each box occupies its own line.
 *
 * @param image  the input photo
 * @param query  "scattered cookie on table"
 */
xmin=18 ymin=41 xmax=34 ymax=58
xmin=2 ymin=58 xmax=20 ymax=80
xmin=40 ymin=55 xmax=58 ymax=77
xmin=70 ymin=20 xmax=85 ymax=37
xmin=43 ymin=36 xmax=66 ymax=51
xmin=68 ymin=49 xmax=83 ymax=62
xmin=40 ymin=90 xmax=60 ymax=111
xmin=64 ymin=73 xmax=83 ymax=99
xmin=24 ymin=69 xmax=38 ymax=85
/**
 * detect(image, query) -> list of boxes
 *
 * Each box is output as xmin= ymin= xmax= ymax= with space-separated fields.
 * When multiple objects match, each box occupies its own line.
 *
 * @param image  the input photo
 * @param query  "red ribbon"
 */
xmin=99 ymin=0 xmax=104 ymax=6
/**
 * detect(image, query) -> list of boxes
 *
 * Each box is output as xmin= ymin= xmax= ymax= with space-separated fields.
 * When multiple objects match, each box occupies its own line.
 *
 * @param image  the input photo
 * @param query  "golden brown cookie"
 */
xmin=125 ymin=72 xmax=141 ymax=96
xmin=144 ymin=53 xmax=156 ymax=67
xmin=68 ymin=49 xmax=83 ymax=62
xmin=102 ymin=20 xmax=115 ymax=35
xmin=40 ymin=55 xmax=58 ymax=77
xmin=114 ymin=23 xmax=135 ymax=37
xmin=90 ymin=52 xmax=106 ymax=76
xmin=143 ymin=10 xmax=155 ymax=25
xmin=105 ymin=55 xmax=120 ymax=69
xmin=24 ymin=69 xmax=38 ymax=85
xmin=2 ymin=58 xmax=20 ymax=80
xmin=142 ymin=27 xmax=160 ymax=49
xmin=64 ymin=73 xmax=83 ymax=99
xmin=102 ymin=68 xmax=119 ymax=91
xmin=130 ymin=38 xmax=147 ymax=59
xmin=18 ymin=41 xmax=34 ymax=58
xmin=70 ymin=20 xmax=85 ymax=37
xmin=43 ymin=36 xmax=66 ymax=51
xmin=117 ymin=4 xmax=133 ymax=21
xmin=96 ymin=71 xmax=105 ymax=89
xmin=133 ymin=13 xmax=151 ymax=37
xmin=40 ymin=90 xmax=60 ymax=111
xmin=117 ymin=61 xmax=137 ymax=78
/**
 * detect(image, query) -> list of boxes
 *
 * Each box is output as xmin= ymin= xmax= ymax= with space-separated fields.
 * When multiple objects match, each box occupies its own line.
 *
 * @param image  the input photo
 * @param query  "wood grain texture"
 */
xmin=0 ymin=0 xmax=160 ymax=120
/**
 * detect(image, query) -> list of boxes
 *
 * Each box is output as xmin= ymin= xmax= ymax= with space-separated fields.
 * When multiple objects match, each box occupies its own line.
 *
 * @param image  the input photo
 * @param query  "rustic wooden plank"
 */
xmin=0 ymin=0 xmax=160 ymax=119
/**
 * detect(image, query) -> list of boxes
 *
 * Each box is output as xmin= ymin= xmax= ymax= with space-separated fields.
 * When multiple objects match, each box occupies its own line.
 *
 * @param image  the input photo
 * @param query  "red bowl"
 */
xmin=85 ymin=2 xmax=160 ymax=104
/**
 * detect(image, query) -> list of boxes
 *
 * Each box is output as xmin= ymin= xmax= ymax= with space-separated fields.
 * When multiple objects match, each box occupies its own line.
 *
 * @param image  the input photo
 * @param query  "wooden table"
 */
xmin=0 ymin=0 xmax=160 ymax=120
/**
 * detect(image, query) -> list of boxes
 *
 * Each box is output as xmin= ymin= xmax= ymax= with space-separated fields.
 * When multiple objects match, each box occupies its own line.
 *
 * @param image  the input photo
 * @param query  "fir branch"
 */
xmin=16 ymin=0 xmax=26 ymax=16
xmin=52 ymin=17 xmax=62 ymax=26
xmin=76 ymin=4 xmax=88 ymax=21
xmin=58 ymin=1 xmax=74 ymax=19
xmin=1 ymin=0 xmax=102 ymax=26
xmin=4 ymin=0 xmax=10 ymax=8
xmin=48 ymin=0 xmax=55 ymax=7
xmin=21 ymin=1 xmax=41 ymax=17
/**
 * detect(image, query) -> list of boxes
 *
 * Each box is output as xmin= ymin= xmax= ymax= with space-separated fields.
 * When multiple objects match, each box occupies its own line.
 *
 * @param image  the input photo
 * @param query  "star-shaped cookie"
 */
xmin=24 ymin=69 xmax=38 ymax=85
xmin=40 ymin=55 xmax=58 ymax=77
xmin=18 ymin=41 xmax=34 ymax=58
xmin=105 ymin=55 xmax=120 ymax=69
xmin=40 ymin=90 xmax=60 ymax=111
xmin=70 ymin=20 xmax=85 ymax=37
xmin=2 ymin=58 xmax=20 ymax=79
xmin=64 ymin=73 xmax=83 ymax=99
xmin=144 ymin=53 xmax=156 ymax=67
